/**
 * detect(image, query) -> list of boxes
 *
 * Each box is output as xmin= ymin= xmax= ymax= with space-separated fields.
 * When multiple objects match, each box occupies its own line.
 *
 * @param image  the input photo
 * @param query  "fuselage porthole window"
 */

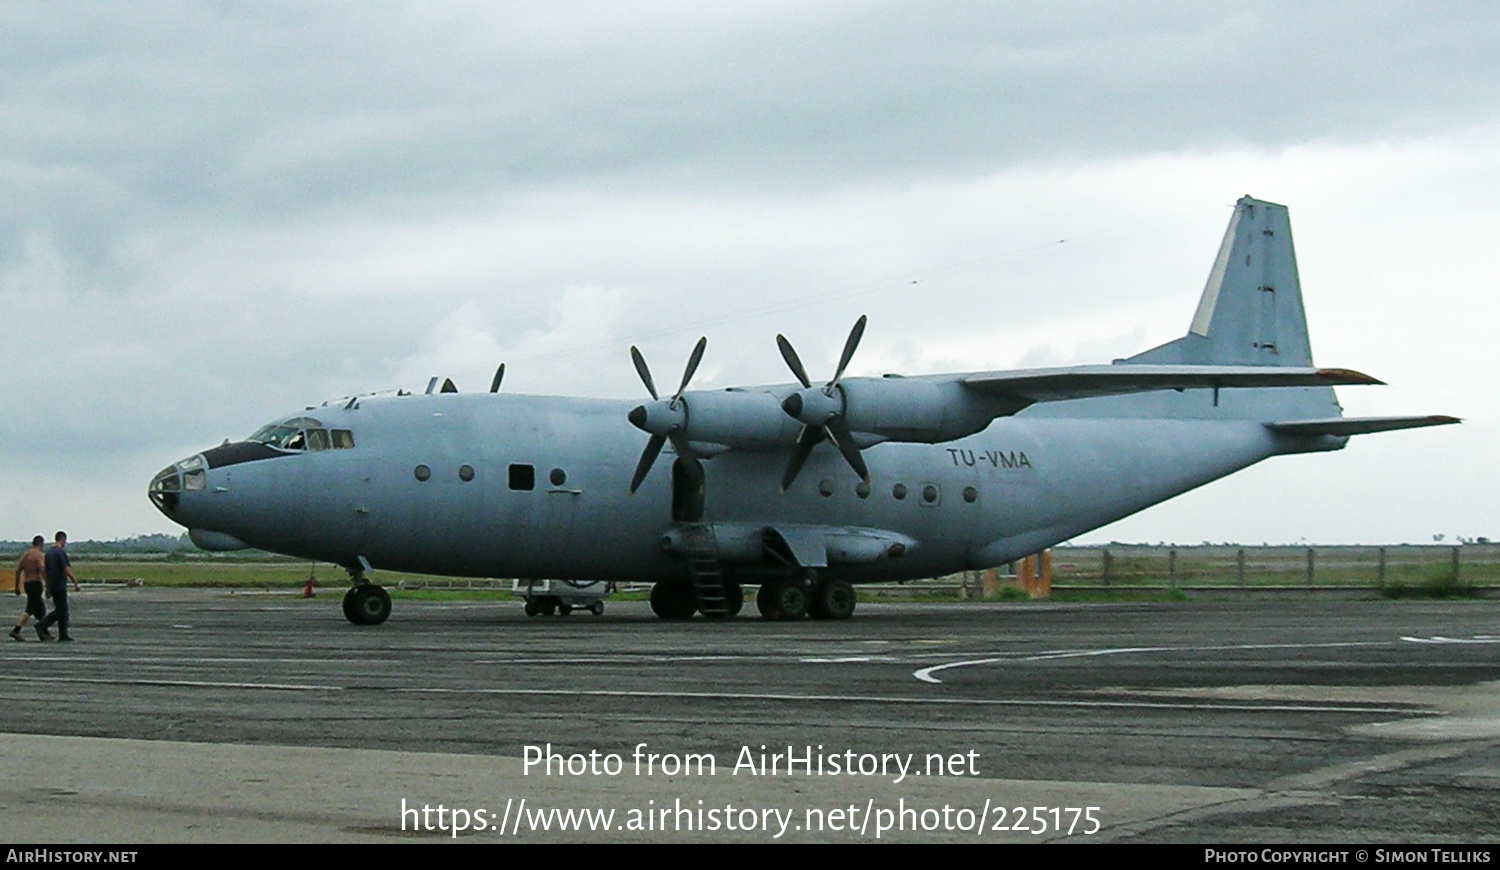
xmin=549 ymin=467 xmax=567 ymax=487
xmin=921 ymin=484 xmax=939 ymax=504
xmin=459 ymin=464 xmax=475 ymax=482
xmin=509 ymin=464 xmax=535 ymax=491
xmin=892 ymin=483 xmax=908 ymax=501
xmin=962 ymin=486 xmax=979 ymax=504
xmin=818 ymin=479 xmax=835 ymax=497
xmin=855 ymin=481 xmax=871 ymax=499
xmin=414 ymin=464 xmax=431 ymax=482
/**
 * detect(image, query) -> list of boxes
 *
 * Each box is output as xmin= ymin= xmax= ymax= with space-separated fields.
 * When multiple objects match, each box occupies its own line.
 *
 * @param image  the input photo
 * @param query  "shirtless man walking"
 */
xmin=11 ymin=536 xmax=46 ymax=641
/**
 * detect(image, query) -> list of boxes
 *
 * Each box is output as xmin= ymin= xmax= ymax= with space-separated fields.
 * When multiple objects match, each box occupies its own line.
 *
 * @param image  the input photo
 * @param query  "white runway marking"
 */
xmin=914 ymin=640 xmax=1388 ymax=683
xmin=389 ymin=686 xmax=1423 ymax=714
xmin=5 ymin=675 xmax=341 ymax=691
xmin=1401 ymin=635 xmax=1500 ymax=644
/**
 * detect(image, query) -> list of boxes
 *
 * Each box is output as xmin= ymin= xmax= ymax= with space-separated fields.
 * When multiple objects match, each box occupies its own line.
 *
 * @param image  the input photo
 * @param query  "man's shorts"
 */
xmin=22 ymin=581 xmax=45 ymax=619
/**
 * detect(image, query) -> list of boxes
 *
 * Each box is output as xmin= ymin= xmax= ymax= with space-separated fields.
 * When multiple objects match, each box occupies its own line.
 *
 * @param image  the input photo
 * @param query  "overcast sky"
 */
xmin=2 ymin=1 xmax=1495 ymax=545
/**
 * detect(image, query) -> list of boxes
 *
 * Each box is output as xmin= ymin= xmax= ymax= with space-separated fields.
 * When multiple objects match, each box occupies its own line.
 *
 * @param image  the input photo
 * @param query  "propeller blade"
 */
xmin=776 ymin=335 xmax=812 ymax=389
xmin=630 ymin=346 xmax=659 ymax=400
xmin=829 ymin=314 xmax=867 ymax=391
xmin=779 ymin=425 xmax=824 ymax=492
xmin=824 ymin=416 xmax=870 ymax=482
xmin=489 ymin=364 xmax=505 ymax=393
xmin=628 ymin=433 xmax=666 ymax=494
xmin=673 ymin=336 xmax=707 ymax=405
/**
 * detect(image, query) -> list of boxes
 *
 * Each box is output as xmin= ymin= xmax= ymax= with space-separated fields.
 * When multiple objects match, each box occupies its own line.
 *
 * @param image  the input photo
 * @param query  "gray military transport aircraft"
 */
xmin=149 ymin=196 xmax=1456 ymax=626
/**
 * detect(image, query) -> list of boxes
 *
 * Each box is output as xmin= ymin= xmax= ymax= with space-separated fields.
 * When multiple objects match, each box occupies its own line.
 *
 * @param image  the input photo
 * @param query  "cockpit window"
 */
xmin=248 ymin=419 xmax=354 ymax=451
xmin=249 ymin=424 xmax=301 ymax=448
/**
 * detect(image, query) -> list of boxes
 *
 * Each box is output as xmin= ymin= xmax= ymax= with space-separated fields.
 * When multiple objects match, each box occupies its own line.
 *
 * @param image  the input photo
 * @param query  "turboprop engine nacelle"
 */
xmin=785 ymin=377 xmax=1024 ymax=444
xmin=630 ymin=388 xmax=804 ymax=452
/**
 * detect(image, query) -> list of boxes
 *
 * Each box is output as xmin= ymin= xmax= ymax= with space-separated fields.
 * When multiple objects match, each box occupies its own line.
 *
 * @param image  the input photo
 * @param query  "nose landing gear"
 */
xmin=341 ymin=564 xmax=391 ymax=626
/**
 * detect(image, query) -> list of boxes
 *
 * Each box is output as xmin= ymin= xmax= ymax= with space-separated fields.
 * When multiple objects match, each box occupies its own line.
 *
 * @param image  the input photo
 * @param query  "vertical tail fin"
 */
xmin=1122 ymin=196 xmax=1342 ymax=420
xmin=1134 ymin=196 xmax=1314 ymax=366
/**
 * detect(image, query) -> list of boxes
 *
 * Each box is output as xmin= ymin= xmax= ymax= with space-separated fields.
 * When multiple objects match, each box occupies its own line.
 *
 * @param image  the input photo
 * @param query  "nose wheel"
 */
xmin=342 ymin=584 xmax=392 ymax=625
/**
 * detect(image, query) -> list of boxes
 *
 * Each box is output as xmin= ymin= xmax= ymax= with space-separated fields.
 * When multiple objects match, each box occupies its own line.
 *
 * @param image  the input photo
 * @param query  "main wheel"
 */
xmin=346 ymin=584 xmax=391 ymax=626
xmin=756 ymin=579 xmax=807 ymax=620
xmin=558 ymin=603 xmax=573 ymax=616
xmin=809 ymin=579 xmax=857 ymax=620
xmin=588 ymin=600 xmax=605 ymax=616
xmin=524 ymin=599 xmax=541 ymax=617
xmin=650 ymin=580 xmax=697 ymax=619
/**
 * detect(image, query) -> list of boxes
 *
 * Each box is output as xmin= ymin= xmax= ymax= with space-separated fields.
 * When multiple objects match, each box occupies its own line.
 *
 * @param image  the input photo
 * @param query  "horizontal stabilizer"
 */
xmin=963 ymin=365 xmax=1380 ymax=404
xmin=1266 ymin=415 xmax=1461 ymax=437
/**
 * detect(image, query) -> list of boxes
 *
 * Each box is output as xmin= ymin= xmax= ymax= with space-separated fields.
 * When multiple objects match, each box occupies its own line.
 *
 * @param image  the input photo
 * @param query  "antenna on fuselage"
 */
xmin=490 ymin=363 xmax=505 ymax=393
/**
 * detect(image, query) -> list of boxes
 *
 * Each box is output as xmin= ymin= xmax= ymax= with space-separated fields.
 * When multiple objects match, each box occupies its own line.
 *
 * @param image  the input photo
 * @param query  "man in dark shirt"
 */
xmin=11 ymin=536 xmax=47 ymax=641
xmin=34 ymin=531 xmax=78 ymax=642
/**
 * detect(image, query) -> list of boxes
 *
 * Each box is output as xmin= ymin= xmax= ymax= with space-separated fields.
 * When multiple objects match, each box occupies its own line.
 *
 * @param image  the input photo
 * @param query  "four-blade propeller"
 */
xmin=626 ymin=337 xmax=707 ymax=494
xmin=624 ymin=318 xmax=873 ymax=496
xmin=775 ymin=315 xmax=870 ymax=491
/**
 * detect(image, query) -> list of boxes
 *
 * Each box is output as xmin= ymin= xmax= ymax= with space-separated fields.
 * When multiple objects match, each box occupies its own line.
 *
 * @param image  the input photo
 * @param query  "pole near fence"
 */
xmin=1102 ymin=548 xmax=1112 ymax=587
xmin=1237 ymin=548 xmax=1246 ymax=586
xmin=1306 ymin=547 xmax=1315 ymax=587
xmin=1168 ymin=549 xmax=1177 ymax=588
xmin=1377 ymin=547 xmax=1386 ymax=584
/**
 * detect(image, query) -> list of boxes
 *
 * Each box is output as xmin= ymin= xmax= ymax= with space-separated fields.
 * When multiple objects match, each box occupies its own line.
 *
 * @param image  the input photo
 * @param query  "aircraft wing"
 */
xmin=1265 ymin=415 xmax=1461 ymax=436
xmin=961 ymin=365 xmax=1381 ymax=403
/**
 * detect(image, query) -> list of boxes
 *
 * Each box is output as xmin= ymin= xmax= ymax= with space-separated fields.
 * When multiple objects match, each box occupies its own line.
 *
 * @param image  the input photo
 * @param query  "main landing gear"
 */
xmin=342 ymin=566 xmax=391 ymax=626
xmin=756 ymin=574 xmax=856 ymax=621
xmin=646 ymin=575 xmax=856 ymax=621
xmin=648 ymin=578 xmax=745 ymax=619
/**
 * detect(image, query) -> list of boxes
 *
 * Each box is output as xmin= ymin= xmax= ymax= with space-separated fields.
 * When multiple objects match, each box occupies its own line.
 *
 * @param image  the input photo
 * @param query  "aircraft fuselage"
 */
xmin=153 ymin=389 xmax=1309 ymax=585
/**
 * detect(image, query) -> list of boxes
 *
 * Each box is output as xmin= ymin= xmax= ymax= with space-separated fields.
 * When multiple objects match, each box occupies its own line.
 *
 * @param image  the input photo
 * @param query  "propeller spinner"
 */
xmin=775 ymin=315 xmax=871 ymax=492
xmin=626 ymin=337 xmax=707 ymax=494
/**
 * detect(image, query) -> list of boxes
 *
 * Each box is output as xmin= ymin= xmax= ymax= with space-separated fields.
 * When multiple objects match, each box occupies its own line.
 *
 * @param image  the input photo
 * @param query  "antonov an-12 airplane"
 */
xmin=149 ymin=197 xmax=1456 ymax=625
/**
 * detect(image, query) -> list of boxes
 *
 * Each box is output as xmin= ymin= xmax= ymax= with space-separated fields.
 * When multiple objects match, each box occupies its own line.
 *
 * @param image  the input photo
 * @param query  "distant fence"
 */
xmin=1041 ymin=544 xmax=1500 ymax=591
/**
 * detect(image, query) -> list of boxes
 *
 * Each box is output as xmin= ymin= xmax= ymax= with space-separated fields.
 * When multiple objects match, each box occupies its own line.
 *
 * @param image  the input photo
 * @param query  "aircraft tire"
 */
xmin=541 ymin=599 xmax=557 ymax=616
xmin=347 ymin=585 xmax=391 ymax=626
xmin=809 ymin=579 xmax=856 ymax=620
xmin=650 ymin=580 xmax=696 ymax=619
xmin=559 ymin=603 xmax=573 ymax=616
xmin=757 ymin=579 xmax=807 ymax=621
xmin=524 ymin=599 xmax=541 ymax=617
xmin=588 ymin=600 xmax=605 ymax=616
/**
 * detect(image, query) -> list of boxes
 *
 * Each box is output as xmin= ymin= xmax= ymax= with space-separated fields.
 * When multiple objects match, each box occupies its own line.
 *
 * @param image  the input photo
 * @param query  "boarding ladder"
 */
xmin=682 ymin=523 xmax=730 ymax=617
